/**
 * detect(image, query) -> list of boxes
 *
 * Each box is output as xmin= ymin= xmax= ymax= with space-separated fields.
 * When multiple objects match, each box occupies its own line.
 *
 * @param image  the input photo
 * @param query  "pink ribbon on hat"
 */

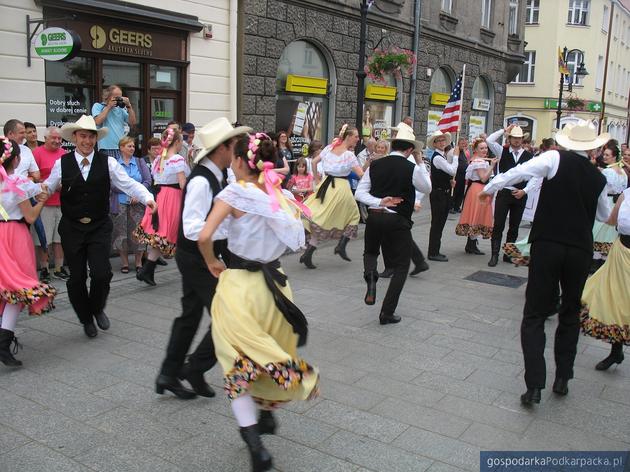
xmin=259 ymin=161 xmax=312 ymax=218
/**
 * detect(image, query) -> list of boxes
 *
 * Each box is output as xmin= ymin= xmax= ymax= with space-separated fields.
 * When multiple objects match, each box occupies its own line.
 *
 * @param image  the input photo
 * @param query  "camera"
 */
xmin=114 ymin=97 xmax=126 ymax=108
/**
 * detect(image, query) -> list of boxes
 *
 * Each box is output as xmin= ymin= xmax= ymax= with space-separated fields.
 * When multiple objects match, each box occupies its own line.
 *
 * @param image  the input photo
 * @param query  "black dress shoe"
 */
xmin=409 ymin=260 xmax=429 ymax=276
xmin=552 ymin=377 xmax=569 ymax=396
xmin=94 ymin=311 xmax=110 ymax=330
xmin=520 ymin=388 xmax=541 ymax=406
xmin=364 ymin=272 xmax=377 ymax=305
xmin=83 ymin=322 xmax=98 ymax=338
xmin=379 ymin=313 xmax=401 ymax=325
xmin=258 ymin=410 xmax=277 ymax=435
xmin=155 ymin=374 xmax=197 ymax=399
xmin=379 ymin=268 xmax=395 ymax=278
xmin=488 ymin=254 xmax=499 ymax=267
xmin=427 ymin=254 xmax=448 ymax=262
xmin=155 ymin=257 xmax=168 ymax=266
xmin=179 ymin=364 xmax=215 ymax=397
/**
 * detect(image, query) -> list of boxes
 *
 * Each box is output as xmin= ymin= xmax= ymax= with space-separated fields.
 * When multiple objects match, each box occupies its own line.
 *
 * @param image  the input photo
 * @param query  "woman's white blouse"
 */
xmin=0 ymin=177 xmax=41 ymax=219
xmin=618 ymin=187 xmax=630 ymax=235
xmin=602 ymin=167 xmax=628 ymax=195
xmin=152 ymin=154 xmax=190 ymax=185
xmin=465 ymin=158 xmax=489 ymax=181
xmin=320 ymin=145 xmax=359 ymax=177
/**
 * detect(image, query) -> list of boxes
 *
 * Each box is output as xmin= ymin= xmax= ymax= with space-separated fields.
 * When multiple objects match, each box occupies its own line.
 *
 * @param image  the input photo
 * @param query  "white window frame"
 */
xmin=602 ymin=5 xmax=609 ymax=32
xmin=568 ymin=0 xmax=589 ymax=26
xmin=595 ymin=55 xmax=604 ymax=90
xmin=512 ymin=51 xmax=536 ymax=83
xmin=481 ymin=0 xmax=492 ymax=29
xmin=441 ymin=0 xmax=453 ymax=14
xmin=564 ymin=51 xmax=585 ymax=86
xmin=508 ymin=0 xmax=519 ymax=34
xmin=525 ymin=0 xmax=540 ymax=24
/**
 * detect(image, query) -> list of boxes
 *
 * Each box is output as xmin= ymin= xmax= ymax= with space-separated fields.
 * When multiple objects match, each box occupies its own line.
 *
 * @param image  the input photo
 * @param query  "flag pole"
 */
xmin=452 ymin=64 xmax=466 ymax=197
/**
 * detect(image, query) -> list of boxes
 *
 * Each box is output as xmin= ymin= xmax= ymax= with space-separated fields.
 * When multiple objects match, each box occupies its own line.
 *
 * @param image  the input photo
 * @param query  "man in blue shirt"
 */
xmin=92 ymin=85 xmax=136 ymax=156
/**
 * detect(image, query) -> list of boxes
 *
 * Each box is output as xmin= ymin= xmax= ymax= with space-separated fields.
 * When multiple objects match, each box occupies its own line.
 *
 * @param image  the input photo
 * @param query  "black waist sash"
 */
xmin=620 ymin=234 xmax=630 ymax=249
xmin=315 ymin=175 xmax=347 ymax=203
xmin=230 ymin=254 xmax=308 ymax=346
xmin=152 ymin=183 xmax=181 ymax=231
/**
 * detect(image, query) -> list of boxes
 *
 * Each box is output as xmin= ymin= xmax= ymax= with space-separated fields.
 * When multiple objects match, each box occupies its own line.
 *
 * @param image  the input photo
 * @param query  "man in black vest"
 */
xmin=485 ymin=125 xmax=534 ymax=266
xmin=479 ymin=120 xmax=611 ymax=406
xmin=156 ymin=118 xmax=251 ymax=399
xmin=427 ymin=130 xmax=458 ymax=262
xmin=44 ymin=115 xmax=156 ymax=338
xmin=356 ymin=126 xmax=431 ymax=324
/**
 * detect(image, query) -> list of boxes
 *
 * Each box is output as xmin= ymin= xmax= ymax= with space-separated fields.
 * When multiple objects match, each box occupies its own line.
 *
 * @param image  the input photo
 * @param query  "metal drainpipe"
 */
xmin=408 ymin=0 xmax=422 ymax=124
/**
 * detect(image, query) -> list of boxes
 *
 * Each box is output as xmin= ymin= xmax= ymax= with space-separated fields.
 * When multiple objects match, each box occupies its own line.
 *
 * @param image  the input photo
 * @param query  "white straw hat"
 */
xmin=388 ymin=125 xmax=424 ymax=151
xmin=426 ymin=130 xmax=452 ymax=149
xmin=194 ymin=117 xmax=253 ymax=163
xmin=555 ymin=120 xmax=611 ymax=151
xmin=60 ymin=115 xmax=108 ymax=142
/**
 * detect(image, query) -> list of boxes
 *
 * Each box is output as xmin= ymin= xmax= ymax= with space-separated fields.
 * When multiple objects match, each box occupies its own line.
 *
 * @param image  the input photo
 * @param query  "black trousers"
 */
xmin=58 ymin=216 xmax=113 ymax=324
xmin=428 ymin=189 xmax=451 ymax=256
xmin=363 ymin=211 xmax=413 ymax=316
xmin=160 ymin=247 xmax=218 ymax=377
xmin=491 ymin=189 xmax=527 ymax=252
xmin=521 ymin=240 xmax=592 ymax=388
xmin=451 ymin=174 xmax=466 ymax=211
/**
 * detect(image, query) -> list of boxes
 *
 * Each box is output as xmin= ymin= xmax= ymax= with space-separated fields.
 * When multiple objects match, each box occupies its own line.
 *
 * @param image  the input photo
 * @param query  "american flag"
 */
xmin=437 ymin=75 xmax=462 ymax=134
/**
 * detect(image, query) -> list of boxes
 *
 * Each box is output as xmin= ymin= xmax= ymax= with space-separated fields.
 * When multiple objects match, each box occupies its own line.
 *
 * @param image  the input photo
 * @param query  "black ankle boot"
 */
xmin=471 ymin=239 xmax=485 ymax=255
xmin=240 ymin=425 xmax=273 ymax=472
xmin=299 ymin=245 xmax=317 ymax=269
xmin=258 ymin=410 xmax=277 ymax=435
xmin=334 ymin=236 xmax=351 ymax=261
xmin=465 ymin=238 xmax=475 ymax=254
xmin=596 ymin=342 xmax=624 ymax=371
xmin=136 ymin=259 xmax=157 ymax=286
xmin=0 ymin=328 xmax=22 ymax=367
xmin=364 ymin=271 xmax=378 ymax=305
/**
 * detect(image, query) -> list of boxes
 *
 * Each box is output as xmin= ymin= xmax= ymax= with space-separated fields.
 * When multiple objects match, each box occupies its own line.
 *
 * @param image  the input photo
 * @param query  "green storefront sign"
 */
xmin=543 ymin=98 xmax=602 ymax=112
xmin=33 ymin=27 xmax=81 ymax=62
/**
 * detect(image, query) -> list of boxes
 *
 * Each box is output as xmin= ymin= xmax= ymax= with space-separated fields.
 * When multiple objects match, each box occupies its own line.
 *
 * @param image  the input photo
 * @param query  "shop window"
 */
xmin=427 ymin=67 xmax=455 ymax=135
xmin=45 ymin=57 xmax=95 ymax=130
xmin=276 ymin=40 xmax=330 ymax=159
xmin=470 ymin=76 xmax=493 ymax=139
xmin=103 ymin=60 xmax=141 ymax=88
xmin=363 ymin=75 xmax=398 ymax=140
xmin=151 ymin=65 xmax=180 ymax=90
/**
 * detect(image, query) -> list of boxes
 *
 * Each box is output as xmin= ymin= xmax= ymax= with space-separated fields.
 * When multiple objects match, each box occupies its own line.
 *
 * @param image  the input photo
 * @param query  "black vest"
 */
xmin=529 ymin=150 xmax=607 ymax=252
xmin=369 ymin=154 xmax=416 ymax=220
xmin=498 ymin=147 xmax=533 ymax=190
xmin=430 ymin=151 xmax=452 ymax=191
xmin=60 ymin=151 xmax=110 ymax=222
xmin=176 ymin=164 xmax=223 ymax=256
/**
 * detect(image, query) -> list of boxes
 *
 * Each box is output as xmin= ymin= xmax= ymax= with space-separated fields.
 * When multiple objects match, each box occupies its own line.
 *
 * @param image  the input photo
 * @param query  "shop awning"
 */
xmin=36 ymin=0 xmax=203 ymax=32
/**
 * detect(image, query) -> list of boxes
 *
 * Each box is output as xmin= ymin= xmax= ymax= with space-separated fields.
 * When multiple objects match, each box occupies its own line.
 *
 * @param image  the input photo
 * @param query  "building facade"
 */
xmin=239 ymin=0 xmax=527 ymax=157
xmin=505 ymin=0 xmax=630 ymax=144
xmin=0 ymin=0 xmax=235 ymax=149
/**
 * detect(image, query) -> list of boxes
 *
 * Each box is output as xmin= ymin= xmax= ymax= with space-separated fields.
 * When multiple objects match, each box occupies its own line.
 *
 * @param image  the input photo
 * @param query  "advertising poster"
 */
xmin=468 ymin=115 xmax=487 ymax=140
xmin=276 ymin=98 xmax=324 ymax=159
xmin=426 ymin=110 xmax=442 ymax=136
xmin=46 ymin=85 xmax=91 ymax=151
xmin=363 ymin=102 xmax=394 ymax=140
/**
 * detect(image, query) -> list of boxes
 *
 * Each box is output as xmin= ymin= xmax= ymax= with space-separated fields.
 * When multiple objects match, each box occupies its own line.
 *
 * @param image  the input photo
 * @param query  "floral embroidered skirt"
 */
xmin=211 ymin=268 xmax=319 ymax=408
xmin=455 ymin=182 xmax=493 ymax=239
xmin=592 ymin=196 xmax=617 ymax=255
xmin=580 ymin=237 xmax=630 ymax=345
xmin=303 ymin=178 xmax=359 ymax=245
xmin=503 ymin=237 xmax=531 ymax=266
xmin=134 ymin=186 xmax=182 ymax=256
xmin=0 ymin=221 xmax=56 ymax=315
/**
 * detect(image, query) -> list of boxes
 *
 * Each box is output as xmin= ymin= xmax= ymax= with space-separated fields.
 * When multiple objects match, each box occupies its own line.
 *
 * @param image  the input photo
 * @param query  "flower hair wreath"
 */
xmin=0 ymin=136 xmax=13 ymax=164
xmin=247 ymin=132 xmax=270 ymax=171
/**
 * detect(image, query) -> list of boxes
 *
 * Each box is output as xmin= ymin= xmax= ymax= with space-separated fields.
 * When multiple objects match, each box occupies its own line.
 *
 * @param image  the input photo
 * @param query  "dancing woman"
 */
xmin=135 ymin=128 xmax=190 ymax=286
xmin=197 ymin=133 xmax=318 ymax=472
xmin=301 ymin=125 xmax=364 ymax=268
xmin=455 ymin=139 xmax=497 ymax=255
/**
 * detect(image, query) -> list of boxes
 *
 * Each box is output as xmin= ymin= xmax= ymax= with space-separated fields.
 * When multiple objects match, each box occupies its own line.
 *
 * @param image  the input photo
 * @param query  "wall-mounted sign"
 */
xmin=543 ymin=98 xmax=602 ymax=112
xmin=33 ymin=27 xmax=80 ymax=61
xmin=472 ymin=98 xmax=491 ymax=111
xmin=430 ymin=92 xmax=450 ymax=106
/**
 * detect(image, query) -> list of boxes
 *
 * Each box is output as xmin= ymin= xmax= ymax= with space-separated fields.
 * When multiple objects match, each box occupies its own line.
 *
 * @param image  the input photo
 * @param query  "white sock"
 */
xmin=231 ymin=394 xmax=257 ymax=427
xmin=1 ymin=304 xmax=21 ymax=331
xmin=147 ymin=247 xmax=161 ymax=262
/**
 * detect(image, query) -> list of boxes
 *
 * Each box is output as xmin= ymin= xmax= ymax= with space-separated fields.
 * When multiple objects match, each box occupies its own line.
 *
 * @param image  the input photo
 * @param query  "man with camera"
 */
xmin=92 ymin=85 xmax=136 ymax=157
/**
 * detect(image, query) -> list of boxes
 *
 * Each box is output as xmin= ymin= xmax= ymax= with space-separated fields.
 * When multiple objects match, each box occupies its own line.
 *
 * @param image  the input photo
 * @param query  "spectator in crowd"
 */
xmin=111 ymin=137 xmax=151 ymax=273
xmin=92 ymin=85 xmax=136 ymax=156
xmin=143 ymin=137 xmax=162 ymax=168
xmin=287 ymin=156 xmax=314 ymax=203
xmin=451 ymin=137 xmax=470 ymax=213
xmin=356 ymin=138 xmax=376 ymax=169
xmin=275 ymin=130 xmax=292 ymax=180
xmin=622 ymin=146 xmax=630 ymax=187
xmin=32 ymin=127 xmax=69 ymax=281
xmin=3 ymin=119 xmax=39 ymax=180
xmin=182 ymin=122 xmax=197 ymax=167
xmin=307 ymin=140 xmax=323 ymax=183
xmin=24 ymin=122 xmax=43 ymax=151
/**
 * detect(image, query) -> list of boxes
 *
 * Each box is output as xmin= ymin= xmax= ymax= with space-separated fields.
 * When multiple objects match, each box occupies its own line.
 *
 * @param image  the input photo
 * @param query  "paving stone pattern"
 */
xmin=1 ymin=211 xmax=628 ymax=471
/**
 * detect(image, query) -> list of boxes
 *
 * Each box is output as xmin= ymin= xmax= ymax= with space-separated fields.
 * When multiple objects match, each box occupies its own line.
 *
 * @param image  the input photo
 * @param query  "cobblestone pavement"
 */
xmin=1 ymin=211 xmax=629 ymax=472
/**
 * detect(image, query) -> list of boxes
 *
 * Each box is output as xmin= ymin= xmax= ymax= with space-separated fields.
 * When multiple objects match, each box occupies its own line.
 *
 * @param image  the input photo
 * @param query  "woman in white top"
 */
xmin=198 ymin=133 xmax=318 ymax=472
xmin=301 ymin=125 xmax=364 ymax=269
xmin=0 ymin=138 xmax=55 ymax=367
xmin=581 ymin=187 xmax=630 ymax=370
xmin=135 ymin=128 xmax=190 ymax=286
xmin=455 ymin=139 xmax=497 ymax=255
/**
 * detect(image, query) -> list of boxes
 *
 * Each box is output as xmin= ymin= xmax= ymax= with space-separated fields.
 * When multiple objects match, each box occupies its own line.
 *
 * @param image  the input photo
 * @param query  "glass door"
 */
xmin=151 ymin=95 xmax=178 ymax=138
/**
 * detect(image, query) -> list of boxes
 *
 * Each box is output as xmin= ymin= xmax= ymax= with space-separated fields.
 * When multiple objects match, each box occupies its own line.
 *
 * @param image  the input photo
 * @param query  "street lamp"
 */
xmin=556 ymin=47 xmax=589 ymax=130
xmin=355 ymin=0 xmax=375 ymax=133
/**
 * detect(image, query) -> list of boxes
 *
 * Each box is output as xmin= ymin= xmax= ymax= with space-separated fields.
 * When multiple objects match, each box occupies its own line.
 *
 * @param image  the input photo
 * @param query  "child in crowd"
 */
xmin=287 ymin=157 xmax=314 ymax=202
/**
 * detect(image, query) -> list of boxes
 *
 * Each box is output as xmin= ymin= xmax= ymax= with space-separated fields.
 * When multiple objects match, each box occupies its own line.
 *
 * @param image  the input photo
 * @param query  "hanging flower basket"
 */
xmin=566 ymin=96 xmax=585 ymax=110
xmin=365 ymin=47 xmax=417 ymax=83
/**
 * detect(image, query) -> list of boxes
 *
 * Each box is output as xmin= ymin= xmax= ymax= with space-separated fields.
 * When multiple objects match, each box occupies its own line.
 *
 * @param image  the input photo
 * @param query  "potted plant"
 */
xmin=365 ymin=47 xmax=417 ymax=83
xmin=566 ymin=96 xmax=585 ymax=110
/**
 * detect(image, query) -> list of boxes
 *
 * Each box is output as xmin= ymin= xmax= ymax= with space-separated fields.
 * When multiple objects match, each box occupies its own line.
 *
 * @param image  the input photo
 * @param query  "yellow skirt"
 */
xmin=303 ymin=178 xmax=359 ymax=240
xmin=580 ymin=238 xmax=630 ymax=345
xmin=211 ymin=268 xmax=319 ymax=407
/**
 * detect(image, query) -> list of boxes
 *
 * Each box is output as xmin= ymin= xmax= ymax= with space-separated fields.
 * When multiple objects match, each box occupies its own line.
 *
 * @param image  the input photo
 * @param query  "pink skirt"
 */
xmin=133 ymin=186 xmax=182 ymax=256
xmin=455 ymin=181 xmax=493 ymax=239
xmin=0 ymin=221 xmax=56 ymax=315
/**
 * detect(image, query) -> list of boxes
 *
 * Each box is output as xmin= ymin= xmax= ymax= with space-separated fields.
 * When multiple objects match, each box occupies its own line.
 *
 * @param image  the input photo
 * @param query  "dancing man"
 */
xmin=479 ymin=120 xmax=611 ymax=406
xmin=356 ymin=125 xmax=431 ymax=324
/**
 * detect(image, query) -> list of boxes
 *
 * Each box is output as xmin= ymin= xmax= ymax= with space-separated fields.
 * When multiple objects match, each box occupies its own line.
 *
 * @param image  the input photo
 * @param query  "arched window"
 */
xmin=430 ymin=67 xmax=453 ymax=94
xmin=427 ymin=67 xmax=454 ymax=134
xmin=470 ymin=76 xmax=494 ymax=139
xmin=275 ymin=41 xmax=331 ymax=159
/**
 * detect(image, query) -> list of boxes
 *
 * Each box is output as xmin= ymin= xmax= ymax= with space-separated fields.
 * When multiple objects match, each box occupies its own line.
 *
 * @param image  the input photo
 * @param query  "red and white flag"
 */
xmin=437 ymin=74 xmax=463 ymax=134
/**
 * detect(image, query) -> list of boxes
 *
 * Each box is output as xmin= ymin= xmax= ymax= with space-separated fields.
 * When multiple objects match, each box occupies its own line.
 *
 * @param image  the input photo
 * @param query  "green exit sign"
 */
xmin=544 ymin=98 xmax=602 ymax=111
